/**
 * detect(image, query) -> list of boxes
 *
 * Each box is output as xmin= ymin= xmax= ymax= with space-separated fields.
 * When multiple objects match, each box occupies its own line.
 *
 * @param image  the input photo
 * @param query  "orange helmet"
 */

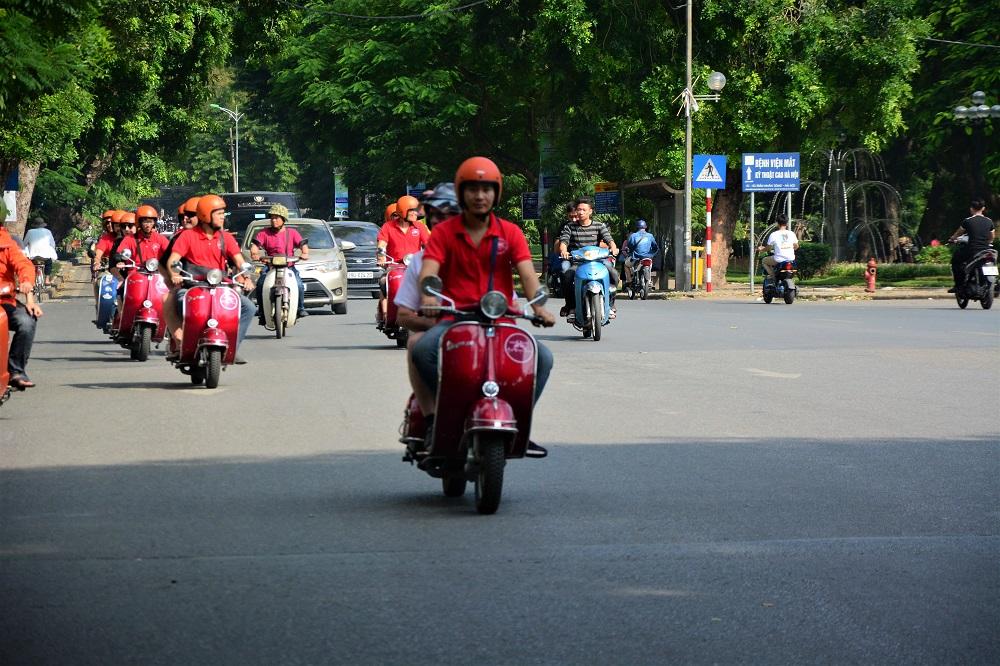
xmin=119 ymin=212 xmax=136 ymax=226
xmin=196 ymin=194 xmax=226 ymax=223
xmin=136 ymin=204 xmax=158 ymax=221
xmin=384 ymin=203 xmax=398 ymax=223
xmin=183 ymin=196 xmax=202 ymax=215
xmin=454 ymin=157 xmax=503 ymax=206
xmin=395 ymin=195 xmax=420 ymax=220
xmin=111 ymin=210 xmax=127 ymax=224
xmin=102 ymin=209 xmax=116 ymax=221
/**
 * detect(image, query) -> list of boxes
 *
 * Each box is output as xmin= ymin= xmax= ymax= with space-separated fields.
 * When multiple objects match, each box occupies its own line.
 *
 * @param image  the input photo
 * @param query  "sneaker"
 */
xmin=525 ymin=441 xmax=548 ymax=458
xmin=297 ymin=310 xmax=308 ymax=318
xmin=609 ymin=308 xmax=617 ymax=320
xmin=233 ymin=354 xmax=248 ymax=365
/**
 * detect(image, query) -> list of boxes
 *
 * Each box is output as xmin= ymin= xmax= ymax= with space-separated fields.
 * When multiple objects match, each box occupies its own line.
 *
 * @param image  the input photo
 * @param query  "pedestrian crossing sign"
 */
xmin=692 ymin=154 xmax=727 ymax=188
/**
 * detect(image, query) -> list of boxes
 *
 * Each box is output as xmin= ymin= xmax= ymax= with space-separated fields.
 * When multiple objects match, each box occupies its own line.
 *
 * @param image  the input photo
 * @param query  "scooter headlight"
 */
xmin=144 ymin=258 xmax=159 ymax=272
xmin=206 ymin=269 xmax=224 ymax=286
xmin=207 ymin=318 xmax=218 ymax=329
xmin=482 ymin=381 xmax=500 ymax=398
xmin=583 ymin=249 xmax=600 ymax=261
xmin=142 ymin=300 xmax=152 ymax=308
xmin=402 ymin=254 xmax=412 ymax=266
xmin=480 ymin=291 xmax=508 ymax=319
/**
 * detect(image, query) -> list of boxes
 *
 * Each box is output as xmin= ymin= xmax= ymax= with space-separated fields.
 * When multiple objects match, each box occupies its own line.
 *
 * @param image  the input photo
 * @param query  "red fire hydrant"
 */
xmin=865 ymin=257 xmax=877 ymax=292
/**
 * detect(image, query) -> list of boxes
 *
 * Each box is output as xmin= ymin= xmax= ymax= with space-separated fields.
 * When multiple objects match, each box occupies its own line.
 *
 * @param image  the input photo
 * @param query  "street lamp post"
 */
xmin=210 ymin=104 xmax=244 ymax=192
xmin=953 ymin=91 xmax=999 ymax=197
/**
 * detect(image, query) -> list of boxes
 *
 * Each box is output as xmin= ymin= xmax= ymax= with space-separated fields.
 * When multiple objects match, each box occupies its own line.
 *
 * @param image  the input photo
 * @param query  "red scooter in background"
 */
xmin=168 ymin=263 xmax=252 ymax=389
xmin=399 ymin=276 xmax=549 ymax=514
xmin=0 ymin=285 xmax=11 ymax=406
xmin=113 ymin=253 xmax=168 ymax=361
xmin=376 ymin=252 xmax=411 ymax=348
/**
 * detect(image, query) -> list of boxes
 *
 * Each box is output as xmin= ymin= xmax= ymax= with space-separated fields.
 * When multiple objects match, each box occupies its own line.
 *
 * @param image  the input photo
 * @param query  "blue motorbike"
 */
xmin=94 ymin=268 xmax=119 ymax=332
xmin=565 ymin=245 xmax=613 ymax=341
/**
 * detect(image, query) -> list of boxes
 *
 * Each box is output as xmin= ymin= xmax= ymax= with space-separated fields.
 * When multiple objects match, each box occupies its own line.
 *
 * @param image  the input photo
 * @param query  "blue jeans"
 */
xmin=412 ymin=321 xmax=553 ymax=403
xmin=255 ymin=266 xmax=306 ymax=316
xmin=175 ymin=288 xmax=256 ymax=346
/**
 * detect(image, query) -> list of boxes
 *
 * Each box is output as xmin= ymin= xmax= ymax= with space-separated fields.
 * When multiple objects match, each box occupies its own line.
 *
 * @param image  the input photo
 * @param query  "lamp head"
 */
xmin=707 ymin=71 xmax=727 ymax=92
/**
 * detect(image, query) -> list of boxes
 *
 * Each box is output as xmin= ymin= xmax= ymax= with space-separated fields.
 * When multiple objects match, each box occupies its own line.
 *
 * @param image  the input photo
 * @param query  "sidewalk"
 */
xmin=56 ymin=259 xmax=96 ymax=299
xmin=646 ymin=282 xmax=950 ymax=301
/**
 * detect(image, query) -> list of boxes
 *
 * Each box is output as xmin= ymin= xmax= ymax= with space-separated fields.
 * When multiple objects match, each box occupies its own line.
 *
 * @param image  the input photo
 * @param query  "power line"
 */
xmin=278 ymin=0 xmax=493 ymax=21
xmin=923 ymin=37 xmax=1000 ymax=51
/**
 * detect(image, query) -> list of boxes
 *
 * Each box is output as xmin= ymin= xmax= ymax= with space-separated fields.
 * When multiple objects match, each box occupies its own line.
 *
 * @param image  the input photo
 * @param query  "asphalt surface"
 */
xmin=1 ymin=287 xmax=998 ymax=664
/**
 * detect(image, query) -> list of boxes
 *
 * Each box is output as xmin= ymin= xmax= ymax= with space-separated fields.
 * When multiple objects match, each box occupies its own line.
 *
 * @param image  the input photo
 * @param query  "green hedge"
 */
xmin=915 ymin=245 xmax=952 ymax=263
xmin=795 ymin=242 xmax=832 ymax=278
xmin=821 ymin=262 xmax=950 ymax=279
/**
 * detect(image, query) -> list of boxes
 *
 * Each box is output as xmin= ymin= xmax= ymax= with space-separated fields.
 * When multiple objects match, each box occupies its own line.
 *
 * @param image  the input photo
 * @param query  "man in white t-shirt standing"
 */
xmin=758 ymin=214 xmax=798 ymax=278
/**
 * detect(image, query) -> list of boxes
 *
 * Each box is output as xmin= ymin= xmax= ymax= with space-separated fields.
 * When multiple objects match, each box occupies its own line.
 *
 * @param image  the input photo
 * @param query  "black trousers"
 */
xmin=3 ymin=302 xmax=36 ymax=379
xmin=951 ymin=246 xmax=975 ymax=286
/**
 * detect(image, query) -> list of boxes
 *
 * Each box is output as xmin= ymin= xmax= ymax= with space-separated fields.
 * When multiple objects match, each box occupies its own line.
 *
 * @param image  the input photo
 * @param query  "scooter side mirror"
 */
xmin=527 ymin=287 xmax=548 ymax=307
xmin=171 ymin=261 xmax=183 ymax=270
xmin=340 ymin=240 xmax=356 ymax=251
xmin=421 ymin=275 xmax=444 ymax=296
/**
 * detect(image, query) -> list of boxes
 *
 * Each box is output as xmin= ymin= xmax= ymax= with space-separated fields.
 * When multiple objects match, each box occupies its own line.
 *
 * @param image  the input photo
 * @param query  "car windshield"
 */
xmin=331 ymin=224 xmax=378 ymax=247
xmin=245 ymin=223 xmax=336 ymax=251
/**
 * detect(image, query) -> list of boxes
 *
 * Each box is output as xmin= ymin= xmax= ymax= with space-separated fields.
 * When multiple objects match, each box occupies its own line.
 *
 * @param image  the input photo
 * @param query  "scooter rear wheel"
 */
xmin=783 ymin=288 xmax=795 ymax=305
xmin=190 ymin=366 xmax=205 ymax=385
xmin=474 ymin=435 xmax=506 ymax=515
xmin=981 ymin=287 xmax=993 ymax=310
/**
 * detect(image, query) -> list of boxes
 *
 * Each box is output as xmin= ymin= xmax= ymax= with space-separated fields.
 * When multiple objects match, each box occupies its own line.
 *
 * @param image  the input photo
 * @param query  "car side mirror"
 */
xmin=340 ymin=241 xmax=356 ymax=251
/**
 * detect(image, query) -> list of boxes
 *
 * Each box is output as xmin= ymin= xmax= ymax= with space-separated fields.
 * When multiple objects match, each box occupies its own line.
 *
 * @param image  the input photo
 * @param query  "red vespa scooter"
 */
xmin=399 ymin=276 xmax=549 ymax=514
xmin=113 ymin=254 xmax=169 ymax=361
xmin=377 ymin=252 xmax=411 ymax=348
xmin=168 ymin=263 xmax=252 ymax=389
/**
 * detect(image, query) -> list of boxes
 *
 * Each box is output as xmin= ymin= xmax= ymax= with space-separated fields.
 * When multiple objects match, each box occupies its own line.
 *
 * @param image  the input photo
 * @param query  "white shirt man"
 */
xmin=759 ymin=217 xmax=798 ymax=277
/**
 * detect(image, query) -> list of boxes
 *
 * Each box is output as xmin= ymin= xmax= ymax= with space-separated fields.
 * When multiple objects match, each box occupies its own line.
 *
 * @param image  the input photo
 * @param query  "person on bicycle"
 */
xmin=22 ymin=218 xmax=58 ymax=287
xmin=622 ymin=219 xmax=658 ymax=289
xmin=250 ymin=203 xmax=310 ymax=321
xmin=1 ymin=202 xmax=43 ymax=390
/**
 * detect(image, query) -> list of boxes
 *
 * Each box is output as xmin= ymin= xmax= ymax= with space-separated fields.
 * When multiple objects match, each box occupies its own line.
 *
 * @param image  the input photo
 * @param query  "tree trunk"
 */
xmin=80 ymin=152 xmax=115 ymax=188
xmin=13 ymin=161 xmax=40 ymax=238
xmin=711 ymin=166 xmax=744 ymax=286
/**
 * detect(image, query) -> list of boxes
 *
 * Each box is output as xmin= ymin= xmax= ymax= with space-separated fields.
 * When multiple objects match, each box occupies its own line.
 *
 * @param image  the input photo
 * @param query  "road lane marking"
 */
xmin=744 ymin=368 xmax=801 ymax=379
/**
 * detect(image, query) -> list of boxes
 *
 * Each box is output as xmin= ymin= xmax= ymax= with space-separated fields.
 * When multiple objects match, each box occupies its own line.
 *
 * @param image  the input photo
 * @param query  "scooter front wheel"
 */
xmin=204 ymin=349 xmax=222 ymax=389
xmin=274 ymin=292 xmax=285 ymax=339
xmin=474 ymin=435 xmax=506 ymax=515
xmin=134 ymin=325 xmax=152 ymax=361
xmin=590 ymin=291 xmax=603 ymax=342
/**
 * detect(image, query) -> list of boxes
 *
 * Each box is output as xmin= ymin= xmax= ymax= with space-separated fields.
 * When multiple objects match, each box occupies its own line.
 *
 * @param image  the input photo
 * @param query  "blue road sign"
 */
xmin=521 ymin=191 xmax=539 ymax=220
xmin=742 ymin=152 xmax=800 ymax=192
xmin=692 ymin=155 xmax=727 ymax=189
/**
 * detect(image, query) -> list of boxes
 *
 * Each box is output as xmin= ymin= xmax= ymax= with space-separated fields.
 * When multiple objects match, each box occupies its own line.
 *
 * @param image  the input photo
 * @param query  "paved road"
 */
xmin=2 ymin=293 xmax=997 ymax=664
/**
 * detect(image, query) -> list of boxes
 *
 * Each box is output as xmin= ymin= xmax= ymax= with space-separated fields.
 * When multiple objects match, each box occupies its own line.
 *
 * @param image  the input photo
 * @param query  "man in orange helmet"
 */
xmin=375 ymin=195 xmax=429 ymax=327
xmin=162 ymin=194 xmax=255 ymax=363
xmin=1 ymin=200 xmax=43 ymax=389
xmin=413 ymin=157 xmax=555 ymax=440
xmin=92 ymin=209 xmax=125 ymax=276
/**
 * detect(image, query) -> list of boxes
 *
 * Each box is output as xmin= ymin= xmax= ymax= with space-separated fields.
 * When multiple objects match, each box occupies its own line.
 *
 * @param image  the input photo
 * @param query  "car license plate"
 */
xmin=348 ymin=271 xmax=374 ymax=279
xmin=981 ymin=265 xmax=999 ymax=276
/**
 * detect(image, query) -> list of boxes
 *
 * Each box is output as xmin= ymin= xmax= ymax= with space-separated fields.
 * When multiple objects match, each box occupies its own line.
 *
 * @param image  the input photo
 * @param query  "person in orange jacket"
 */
xmin=1 ymin=201 xmax=44 ymax=389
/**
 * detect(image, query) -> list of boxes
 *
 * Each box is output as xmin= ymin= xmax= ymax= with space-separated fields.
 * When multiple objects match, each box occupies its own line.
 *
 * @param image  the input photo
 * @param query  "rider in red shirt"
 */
xmin=413 ymin=157 xmax=555 ymax=430
xmin=376 ymin=195 xmax=430 ymax=325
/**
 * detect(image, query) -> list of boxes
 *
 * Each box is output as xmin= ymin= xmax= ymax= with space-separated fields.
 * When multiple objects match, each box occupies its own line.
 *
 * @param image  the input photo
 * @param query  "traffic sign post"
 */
xmin=521 ymin=191 xmax=539 ymax=220
xmin=593 ymin=181 xmax=621 ymax=215
xmin=692 ymin=155 xmax=727 ymax=292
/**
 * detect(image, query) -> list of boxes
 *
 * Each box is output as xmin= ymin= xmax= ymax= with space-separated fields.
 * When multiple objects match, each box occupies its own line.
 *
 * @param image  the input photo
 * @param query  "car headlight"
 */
xmin=312 ymin=260 xmax=341 ymax=272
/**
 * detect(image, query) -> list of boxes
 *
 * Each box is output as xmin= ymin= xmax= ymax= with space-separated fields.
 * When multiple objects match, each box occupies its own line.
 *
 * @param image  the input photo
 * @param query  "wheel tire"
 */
xmin=474 ymin=436 xmax=506 ymax=515
xmin=205 ymin=349 xmax=222 ymax=389
xmin=641 ymin=270 xmax=650 ymax=300
xmin=135 ymin=326 xmax=151 ymax=362
xmin=34 ymin=281 xmax=44 ymax=304
xmin=274 ymin=293 xmax=284 ymax=339
xmin=783 ymin=288 xmax=796 ymax=305
xmin=590 ymin=291 xmax=603 ymax=342
xmin=981 ymin=287 xmax=993 ymax=310
xmin=763 ymin=289 xmax=774 ymax=304
xmin=333 ymin=302 xmax=348 ymax=315
xmin=442 ymin=475 xmax=467 ymax=498
xmin=190 ymin=366 xmax=205 ymax=385
xmin=957 ymin=294 xmax=969 ymax=309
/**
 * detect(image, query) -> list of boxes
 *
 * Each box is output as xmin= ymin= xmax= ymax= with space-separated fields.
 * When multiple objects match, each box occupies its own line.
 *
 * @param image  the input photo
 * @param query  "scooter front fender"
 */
xmin=198 ymin=327 xmax=230 ymax=353
xmin=466 ymin=397 xmax=519 ymax=439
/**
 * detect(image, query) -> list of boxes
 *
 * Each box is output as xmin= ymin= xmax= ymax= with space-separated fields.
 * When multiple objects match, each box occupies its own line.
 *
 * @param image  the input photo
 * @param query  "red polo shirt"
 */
xmin=95 ymin=232 xmax=117 ymax=255
xmin=116 ymin=232 xmax=169 ymax=264
xmin=169 ymin=227 xmax=242 ymax=273
xmin=377 ymin=220 xmax=429 ymax=260
xmin=423 ymin=213 xmax=532 ymax=310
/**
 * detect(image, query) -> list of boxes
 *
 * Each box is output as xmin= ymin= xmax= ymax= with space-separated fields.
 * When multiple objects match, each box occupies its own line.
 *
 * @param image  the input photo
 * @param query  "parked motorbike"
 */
xmin=762 ymin=257 xmax=797 ymax=304
xmin=112 ymin=254 xmax=168 ymax=360
xmin=951 ymin=236 xmax=997 ymax=310
xmin=564 ymin=245 xmax=613 ymax=341
xmin=626 ymin=254 xmax=653 ymax=300
xmin=168 ymin=263 xmax=252 ymax=388
xmin=0 ymin=285 xmax=11 ymax=407
xmin=259 ymin=254 xmax=301 ymax=339
xmin=377 ymin=252 xmax=411 ymax=348
xmin=399 ymin=276 xmax=549 ymax=514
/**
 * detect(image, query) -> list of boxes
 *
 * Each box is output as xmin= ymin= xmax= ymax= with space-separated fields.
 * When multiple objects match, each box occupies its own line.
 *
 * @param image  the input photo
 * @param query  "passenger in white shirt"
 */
xmin=758 ymin=214 xmax=799 ymax=277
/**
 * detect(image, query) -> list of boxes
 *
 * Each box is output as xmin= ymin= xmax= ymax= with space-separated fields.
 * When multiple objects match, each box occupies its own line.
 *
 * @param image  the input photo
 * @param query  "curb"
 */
xmin=637 ymin=287 xmax=950 ymax=301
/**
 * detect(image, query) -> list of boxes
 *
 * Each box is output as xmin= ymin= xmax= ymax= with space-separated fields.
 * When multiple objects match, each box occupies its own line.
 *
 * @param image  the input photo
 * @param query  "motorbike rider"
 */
xmin=947 ymin=199 xmax=995 ymax=293
xmin=376 ymin=195 xmax=429 ymax=327
xmin=23 ymin=217 xmax=58 ymax=286
xmin=161 ymin=194 xmax=256 ymax=364
xmin=0 ymin=201 xmax=43 ymax=389
xmin=414 ymin=157 xmax=556 ymax=442
xmin=160 ymin=197 xmax=201 ymax=266
xmin=758 ymin=214 xmax=798 ymax=279
xmin=250 ymin=203 xmax=309 ymax=321
xmin=622 ymin=219 xmax=659 ymax=287
xmin=109 ymin=212 xmax=139 ymax=282
xmin=559 ymin=196 xmax=619 ymax=320
xmin=92 ymin=209 xmax=125 ymax=275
